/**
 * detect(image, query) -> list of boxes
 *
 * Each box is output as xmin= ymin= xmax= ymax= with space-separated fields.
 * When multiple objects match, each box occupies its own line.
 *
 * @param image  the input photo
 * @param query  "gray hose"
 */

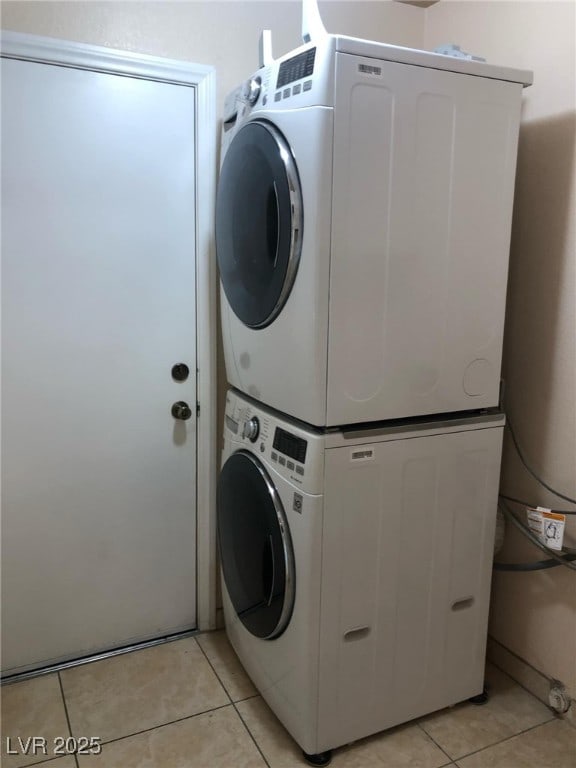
xmin=498 ymin=501 xmax=576 ymax=572
xmin=506 ymin=417 xmax=576 ymax=504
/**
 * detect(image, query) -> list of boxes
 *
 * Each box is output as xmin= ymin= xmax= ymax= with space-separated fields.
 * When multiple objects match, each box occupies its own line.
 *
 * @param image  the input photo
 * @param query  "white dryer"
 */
xmin=216 ymin=36 xmax=532 ymax=427
xmin=217 ymin=388 xmax=504 ymax=763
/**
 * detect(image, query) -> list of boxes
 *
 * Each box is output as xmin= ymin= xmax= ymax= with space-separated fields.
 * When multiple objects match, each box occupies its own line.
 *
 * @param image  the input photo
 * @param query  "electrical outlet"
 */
xmin=549 ymin=680 xmax=571 ymax=714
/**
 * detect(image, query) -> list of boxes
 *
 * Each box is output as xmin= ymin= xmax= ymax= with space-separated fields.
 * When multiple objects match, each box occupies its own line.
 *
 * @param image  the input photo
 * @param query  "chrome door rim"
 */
xmin=221 ymin=449 xmax=296 ymax=639
xmin=251 ymin=121 xmax=303 ymax=328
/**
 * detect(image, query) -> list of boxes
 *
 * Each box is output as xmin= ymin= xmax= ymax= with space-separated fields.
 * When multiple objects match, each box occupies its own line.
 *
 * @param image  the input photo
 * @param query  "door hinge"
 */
xmin=196 ymin=402 xmax=200 ymax=417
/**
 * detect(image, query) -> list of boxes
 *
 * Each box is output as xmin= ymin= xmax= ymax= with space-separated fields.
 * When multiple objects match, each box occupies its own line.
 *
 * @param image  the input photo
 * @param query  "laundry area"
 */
xmin=1 ymin=1 xmax=575 ymax=767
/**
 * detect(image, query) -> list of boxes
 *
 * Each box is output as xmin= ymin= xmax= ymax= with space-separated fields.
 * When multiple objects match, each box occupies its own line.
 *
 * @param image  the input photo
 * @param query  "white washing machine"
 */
xmin=217 ymin=388 xmax=504 ymax=763
xmin=216 ymin=36 xmax=532 ymax=428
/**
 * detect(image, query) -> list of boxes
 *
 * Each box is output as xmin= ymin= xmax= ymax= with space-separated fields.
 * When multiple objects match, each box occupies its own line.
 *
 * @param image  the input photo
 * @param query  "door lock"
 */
xmin=171 ymin=401 xmax=192 ymax=420
xmin=171 ymin=363 xmax=190 ymax=382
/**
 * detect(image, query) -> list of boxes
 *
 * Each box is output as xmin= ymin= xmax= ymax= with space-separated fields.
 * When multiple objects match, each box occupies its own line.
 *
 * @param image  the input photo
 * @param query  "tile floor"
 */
xmin=2 ymin=631 xmax=575 ymax=768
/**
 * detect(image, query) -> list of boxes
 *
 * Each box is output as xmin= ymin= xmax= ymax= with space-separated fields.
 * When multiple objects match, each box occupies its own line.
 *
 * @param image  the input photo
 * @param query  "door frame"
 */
xmin=1 ymin=30 xmax=218 ymax=631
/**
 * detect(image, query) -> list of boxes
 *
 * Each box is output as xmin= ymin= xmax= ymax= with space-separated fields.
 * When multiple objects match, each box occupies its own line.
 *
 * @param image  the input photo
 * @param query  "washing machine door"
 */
xmin=216 ymin=120 xmax=303 ymax=329
xmin=217 ymin=450 xmax=295 ymax=639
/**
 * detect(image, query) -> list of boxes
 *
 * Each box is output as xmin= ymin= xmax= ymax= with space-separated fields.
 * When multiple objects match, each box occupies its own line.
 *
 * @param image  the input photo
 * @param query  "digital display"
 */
xmin=276 ymin=48 xmax=316 ymax=89
xmin=225 ymin=415 xmax=239 ymax=434
xmin=273 ymin=427 xmax=307 ymax=464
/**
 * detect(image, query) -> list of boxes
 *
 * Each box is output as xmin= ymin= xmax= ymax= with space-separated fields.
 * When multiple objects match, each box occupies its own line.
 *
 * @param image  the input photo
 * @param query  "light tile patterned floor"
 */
xmin=2 ymin=631 xmax=575 ymax=768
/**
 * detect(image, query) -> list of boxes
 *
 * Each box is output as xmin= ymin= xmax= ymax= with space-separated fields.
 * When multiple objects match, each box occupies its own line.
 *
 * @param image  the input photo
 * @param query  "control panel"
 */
xmin=273 ymin=427 xmax=307 ymax=463
xmin=273 ymin=47 xmax=315 ymax=104
xmin=276 ymin=48 xmax=316 ymax=88
xmin=226 ymin=43 xmax=321 ymax=127
xmin=271 ymin=427 xmax=307 ymax=477
xmin=224 ymin=395 xmax=311 ymax=484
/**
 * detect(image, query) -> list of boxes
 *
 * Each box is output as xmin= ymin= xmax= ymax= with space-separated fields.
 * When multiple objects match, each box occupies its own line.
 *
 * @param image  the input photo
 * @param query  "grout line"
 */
xmin=57 ymin=671 xmax=79 ymax=768
xmin=417 ymin=669 xmax=558 ymax=764
xmin=193 ymin=634 xmax=234 ymax=705
xmin=233 ymin=700 xmax=271 ymax=768
xmin=56 ymin=672 xmax=78 ymax=768
xmin=487 ymin=636 xmax=552 ymax=692
xmin=57 ymin=672 xmax=73 ymax=734
xmin=8 ymin=672 xmax=79 ymax=768
xmin=25 ymin=635 xmax=254 ymax=761
xmin=485 ymin=662 xmax=576 ymax=731
xmin=416 ymin=720 xmax=454 ymax=763
xmin=194 ymin=635 xmax=270 ymax=767
xmin=90 ymin=702 xmax=234 ymax=749
xmin=449 ymin=715 xmax=557 ymax=762
xmin=486 ymin=656 xmax=556 ymax=710
xmin=19 ymin=756 xmax=78 ymax=768
xmin=195 ymin=634 xmax=260 ymax=706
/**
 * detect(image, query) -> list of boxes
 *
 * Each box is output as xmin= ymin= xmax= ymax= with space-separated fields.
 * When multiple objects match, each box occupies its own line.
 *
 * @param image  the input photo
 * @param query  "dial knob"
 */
xmin=243 ymin=416 xmax=260 ymax=442
xmin=243 ymin=76 xmax=262 ymax=106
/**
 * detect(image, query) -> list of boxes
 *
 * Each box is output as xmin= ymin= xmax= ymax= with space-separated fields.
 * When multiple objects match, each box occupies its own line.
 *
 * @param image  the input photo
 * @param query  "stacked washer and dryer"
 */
xmin=215 ymin=17 xmax=532 ymax=766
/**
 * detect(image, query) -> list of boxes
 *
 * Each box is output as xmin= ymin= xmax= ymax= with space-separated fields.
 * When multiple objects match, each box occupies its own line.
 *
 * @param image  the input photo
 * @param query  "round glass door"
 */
xmin=216 ymin=120 xmax=303 ymax=329
xmin=217 ymin=450 xmax=295 ymax=639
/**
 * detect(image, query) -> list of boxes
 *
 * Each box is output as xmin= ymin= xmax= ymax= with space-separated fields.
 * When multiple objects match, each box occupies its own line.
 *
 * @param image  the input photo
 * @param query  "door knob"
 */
xmin=172 ymin=401 xmax=192 ymax=420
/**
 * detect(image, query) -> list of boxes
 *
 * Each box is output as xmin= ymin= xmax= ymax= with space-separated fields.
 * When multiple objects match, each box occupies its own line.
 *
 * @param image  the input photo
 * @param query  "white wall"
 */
xmin=1 ymin=1 xmax=424 ymax=108
xmin=425 ymin=1 xmax=576 ymax=697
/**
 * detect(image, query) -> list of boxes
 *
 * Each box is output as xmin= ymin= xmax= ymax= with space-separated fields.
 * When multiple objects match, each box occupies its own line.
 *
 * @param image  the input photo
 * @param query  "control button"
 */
xmin=283 ymin=88 xmax=290 ymax=99
xmin=287 ymin=461 xmax=295 ymax=470
xmin=278 ymin=456 xmax=286 ymax=466
xmin=260 ymin=442 xmax=265 ymax=452
xmin=271 ymin=452 xmax=278 ymax=462
xmin=296 ymin=465 xmax=304 ymax=476
xmin=274 ymin=92 xmax=282 ymax=102
xmin=292 ymin=84 xmax=301 ymax=95
xmin=242 ymin=416 xmax=260 ymax=443
xmin=303 ymin=80 xmax=312 ymax=92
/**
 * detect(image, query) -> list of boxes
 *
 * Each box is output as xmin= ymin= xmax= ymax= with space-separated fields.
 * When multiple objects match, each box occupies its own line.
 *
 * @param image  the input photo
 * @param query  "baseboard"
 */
xmin=487 ymin=636 xmax=575 ymax=729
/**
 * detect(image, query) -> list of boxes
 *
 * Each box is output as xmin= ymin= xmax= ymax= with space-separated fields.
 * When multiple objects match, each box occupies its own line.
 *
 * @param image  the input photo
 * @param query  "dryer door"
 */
xmin=216 ymin=120 xmax=303 ymax=328
xmin=217 ymin=450 xmax=295 ymax=639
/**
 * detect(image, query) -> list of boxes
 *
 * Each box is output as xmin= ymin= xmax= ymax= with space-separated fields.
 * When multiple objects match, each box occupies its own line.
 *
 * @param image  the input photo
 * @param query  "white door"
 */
xmin=2 ymin=55 xmax=199 ymax=674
